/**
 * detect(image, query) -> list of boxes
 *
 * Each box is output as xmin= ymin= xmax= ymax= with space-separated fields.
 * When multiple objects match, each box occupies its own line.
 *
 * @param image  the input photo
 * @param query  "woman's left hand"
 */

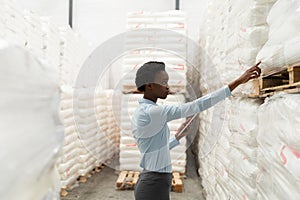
xmin=175 ymin=118 xmax=192 ymax=141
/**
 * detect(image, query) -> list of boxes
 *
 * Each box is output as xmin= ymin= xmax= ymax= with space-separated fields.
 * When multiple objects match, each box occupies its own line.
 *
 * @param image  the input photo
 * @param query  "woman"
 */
xmin=132 ymin=61 xmax=261 ymax=200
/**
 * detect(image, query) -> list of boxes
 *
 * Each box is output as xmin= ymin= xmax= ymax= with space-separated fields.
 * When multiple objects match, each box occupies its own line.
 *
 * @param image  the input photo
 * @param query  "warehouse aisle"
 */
xmin=61 ymin=148 xmax=205 ymax=200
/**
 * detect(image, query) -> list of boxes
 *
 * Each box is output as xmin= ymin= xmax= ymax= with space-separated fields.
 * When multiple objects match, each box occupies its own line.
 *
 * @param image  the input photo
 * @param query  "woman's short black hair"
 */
xmin=135 ymin=61 xmax=166 ymax=92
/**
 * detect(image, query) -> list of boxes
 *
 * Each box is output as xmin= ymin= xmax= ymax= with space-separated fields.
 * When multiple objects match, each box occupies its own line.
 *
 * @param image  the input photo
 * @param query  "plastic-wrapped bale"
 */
xmin=257 ymin=0 xmax=300 ymax=73
xmin=257 ymin=93 xmax=300 ymax=199
xmin=0 ymin=40 xmax=63 ymax=200
xmin=198 ymin=97 xmax=261 ymax=200
xmin=198 ymin=101 xmax=229 ymax=200
xmin=198 ymin=149 xmax=217 ymax=200
xmin=200 ymin=0 xmax=276 ymax=95
xmin=120 ymin=93 xmax=187 ymax=173
xmin=198 ymin=100 xmax=228 ymax=158
xmin=217 ymin=98 xmax=260 ymax=200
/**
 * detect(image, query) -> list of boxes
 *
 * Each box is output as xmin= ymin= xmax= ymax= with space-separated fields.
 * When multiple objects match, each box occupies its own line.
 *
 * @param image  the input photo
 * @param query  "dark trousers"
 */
xmin=134 ymin=170 xmax=172 ymax=200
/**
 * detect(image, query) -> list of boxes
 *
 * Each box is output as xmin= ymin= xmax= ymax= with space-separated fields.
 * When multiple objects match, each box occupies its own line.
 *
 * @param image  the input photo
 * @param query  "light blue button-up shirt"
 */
xmin=131 ymin=86 xmax=231 ymax=173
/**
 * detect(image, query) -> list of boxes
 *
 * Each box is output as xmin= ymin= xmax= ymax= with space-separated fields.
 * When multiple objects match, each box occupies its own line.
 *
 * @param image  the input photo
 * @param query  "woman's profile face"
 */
xmin=152 ymin=70 xmax=169 ymax=99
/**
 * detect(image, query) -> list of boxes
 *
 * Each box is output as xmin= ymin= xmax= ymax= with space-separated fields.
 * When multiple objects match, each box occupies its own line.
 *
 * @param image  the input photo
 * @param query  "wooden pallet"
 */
xmin=60 ymin=188 xmax=69 ymax=197
xmin=60 ymin=164 xmax=105 ymax=197
xmin=60 ymin=179 xmax=79 ymax=197
xmin=115 ymin=171 xmax=183 ymax=192
xmin=249 ymin=62 xmax=300 ymax=98
xmin=172 ymin=172 xmax=183 ymax=193
xmin=115 ymin=171 xmax=140 ymax=190
xmin=78 ymin=164 xmax=105 ymax=183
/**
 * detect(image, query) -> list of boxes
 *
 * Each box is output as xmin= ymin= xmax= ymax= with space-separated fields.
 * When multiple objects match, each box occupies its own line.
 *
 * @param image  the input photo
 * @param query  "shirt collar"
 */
xmin=138 ymin=98 xmax=156 ymax=105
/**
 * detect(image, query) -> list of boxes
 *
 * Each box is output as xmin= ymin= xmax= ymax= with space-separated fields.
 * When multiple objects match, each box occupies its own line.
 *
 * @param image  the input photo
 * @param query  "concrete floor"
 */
xmin=61 ymin=148 xmax=205 ymax=200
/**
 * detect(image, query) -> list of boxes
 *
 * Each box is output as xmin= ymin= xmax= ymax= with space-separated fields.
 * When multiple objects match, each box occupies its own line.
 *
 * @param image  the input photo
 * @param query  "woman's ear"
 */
xmin=145 ymin=83 xmax=153 ymax=91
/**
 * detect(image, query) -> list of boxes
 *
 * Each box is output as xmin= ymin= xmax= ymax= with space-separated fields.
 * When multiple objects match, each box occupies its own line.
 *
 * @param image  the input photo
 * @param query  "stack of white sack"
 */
xmin=198 ymin=97 xmax=261 ymax=199
xmin=123 ymin=11 xmax=187 ymax=93
xmin=95 ymin=90 xmax=120 ymax=161
xmin=257 ymin=93 xmax=300 ymax=199
xmin=59 ymin=27 xmax=90 ymax=86
xmin=0 ymin=0 xmax=27 ymax=46
xmin=0 ymin=40 xmax=63 ymax=200
xmin=127 ymin=10 xmax=186 ymax=34
xmin=120 ymin=93 xmax=187 ymax=173
xmin=23 ymin=10 xmax=45 ymax=59
xmin=119 ymin=93 xmax=142 ymax=171
xmin=198 ymin=107 xmax=217 ymax=199
xmin=198 ymin=103 xmax=226 ymax=199
xmin=216 ymin=98 xmax=260 ymax=200
xmin=40 ymin=17 xmax=61 ymax=70
xmin=0 ymin=1 xmax=61 ymax=74
xmin=257 ymin=0 xmax=300 ymax=72
xmin=200 ymin=0 xmax=276 ymax=95
xmin=74 ymin=88 xmax=102 ymax=176
xmin=198 ymin=148 xmax=216 ymax=200
xmin=56 ymin=86 xmax=82 ymax=188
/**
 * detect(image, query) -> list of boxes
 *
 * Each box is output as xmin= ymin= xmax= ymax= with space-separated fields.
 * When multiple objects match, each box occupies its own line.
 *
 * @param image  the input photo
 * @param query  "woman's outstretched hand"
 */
xmin=228 ymin=61 xmax=262 ymax=92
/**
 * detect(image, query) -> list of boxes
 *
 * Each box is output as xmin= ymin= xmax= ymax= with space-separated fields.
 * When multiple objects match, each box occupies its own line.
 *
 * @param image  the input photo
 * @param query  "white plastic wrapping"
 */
xmin=0 ymin=40 xmax=63 ymax=200
xmin=257 ymin=93 xmax=300 ymax=199
xmin=257 ymin=0 xmax=300 ymax=72
xmin=200 ymin=0 xmax=275 ymax=95
xmin=198 ymin=97 xmax=261 ymax=200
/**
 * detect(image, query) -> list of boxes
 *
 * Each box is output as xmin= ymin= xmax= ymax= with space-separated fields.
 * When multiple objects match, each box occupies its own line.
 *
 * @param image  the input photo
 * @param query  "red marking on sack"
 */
xmin=173 ymin=64 xmax=184 ymax=70
xmin=222 ymin=168 xmax=225 ymax=176
xmin=243 ymin=156 xmax=248 ymax=160
xmin=240 ymin=65 xmax=247 ymax=70
xmin=135 ymin=24 xmax=141 ymax=29
xmin=177 ymin=23 xmax=185 ymax=28
xmin=133 ymin=64 xmax=139 ymax=70
xmin=66 ymin=168 xmax=70 ymax=176
xmin=147 ymin=36 xmax=154 ymax=41
xmin=132 ymin=50 xmax=140 ymax=54
xmin=280 ymin=145 xmax=287 ymax=165
xmin=240 ymin=124 xmax=246 ymax=133
xmin=126 ymin=143 xmax=136 ymax=147
xmin=287 ymin=146 xmax=300 ymax=159
xmin=243 ymin=194 xmax=247 ymax=200
xmin=256 ymin=170 xmax=262 ymax=182
xmin=240 ymin=27 xmax=247 ymax=32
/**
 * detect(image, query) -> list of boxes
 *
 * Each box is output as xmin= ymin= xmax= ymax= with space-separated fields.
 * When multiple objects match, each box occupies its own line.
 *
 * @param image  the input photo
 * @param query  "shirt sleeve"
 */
xmin=169 ymin=137 xmax=180 ymax=150
xmin=163 ymin=86 xmax=231 ymax=122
